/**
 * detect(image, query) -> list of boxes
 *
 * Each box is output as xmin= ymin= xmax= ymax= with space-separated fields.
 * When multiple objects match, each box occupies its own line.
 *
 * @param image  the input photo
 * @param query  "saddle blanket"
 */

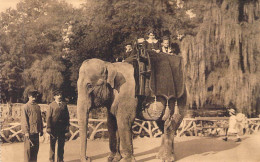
xmin=149 ymin=52 xmax=184 ymax=98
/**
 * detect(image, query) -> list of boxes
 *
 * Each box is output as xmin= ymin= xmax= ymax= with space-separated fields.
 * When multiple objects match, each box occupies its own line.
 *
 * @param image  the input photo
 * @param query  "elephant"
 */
xmin=77 ymin=58 xmax=187 ymax=162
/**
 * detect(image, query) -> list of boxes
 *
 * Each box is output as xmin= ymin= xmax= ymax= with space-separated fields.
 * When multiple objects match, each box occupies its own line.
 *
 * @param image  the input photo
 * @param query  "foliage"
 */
xmin=23 ymin=56 xmax=65 ymax=102
xmin=68 ymin=0 xmax=191 ymax=88
xmin=0 ymin=0 xmax=75 ymax=102
xmin=181 ymin=0 xmax=260 ymax=116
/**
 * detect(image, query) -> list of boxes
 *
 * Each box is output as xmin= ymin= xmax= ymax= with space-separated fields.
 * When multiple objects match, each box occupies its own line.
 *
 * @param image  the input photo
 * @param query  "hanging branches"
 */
xmin=181 ymin=0 xmax=260 ymax=116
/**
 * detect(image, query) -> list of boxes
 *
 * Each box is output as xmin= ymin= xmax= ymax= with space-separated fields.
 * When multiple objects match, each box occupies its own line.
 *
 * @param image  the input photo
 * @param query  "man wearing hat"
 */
xmin=116 ymin=43 xmax=135 ymax=62
xmin=21 ymin=90 xmax=43 ymax=162
xmin=223 ymin=108 xmax=241 ymax=142
xmin=46 ymin=90 xmax=70 ymax=162
xmin=123 ymin=43 xmax=134 ymax=61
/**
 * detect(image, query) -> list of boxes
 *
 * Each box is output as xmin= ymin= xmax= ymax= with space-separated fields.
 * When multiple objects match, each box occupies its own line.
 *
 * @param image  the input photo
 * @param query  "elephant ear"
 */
xmin=106 ymin=63 xmax=126 ymax=92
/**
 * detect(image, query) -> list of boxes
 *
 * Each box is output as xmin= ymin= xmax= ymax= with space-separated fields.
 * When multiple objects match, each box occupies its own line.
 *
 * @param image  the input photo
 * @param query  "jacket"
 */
xmin=46 ymin=101 xmax=70 ymax=132
xmin=21 ymin=102 xmax=43 ymax=134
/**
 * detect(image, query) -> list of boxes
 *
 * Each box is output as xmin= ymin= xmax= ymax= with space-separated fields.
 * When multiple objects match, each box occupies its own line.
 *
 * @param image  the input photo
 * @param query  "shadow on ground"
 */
xmin=67 ymin=152 xmax=110 ymax=162
xmin=67 ymin=137 xmax=246 ymax=162
xmin=137 ymin=137 xmax=246 ymax=162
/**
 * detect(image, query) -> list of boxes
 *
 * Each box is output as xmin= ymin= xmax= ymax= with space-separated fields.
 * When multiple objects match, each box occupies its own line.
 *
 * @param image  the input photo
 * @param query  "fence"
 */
xmin=1 ymin=117 xmax=260 ymax=143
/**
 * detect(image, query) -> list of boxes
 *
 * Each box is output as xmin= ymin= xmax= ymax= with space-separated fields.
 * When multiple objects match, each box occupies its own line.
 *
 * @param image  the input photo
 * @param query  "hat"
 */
xmin=53 ymin=90 xmax=62 ymax=96
xmin=124 ymin=41 xmax=132 ymax=46
xmin=125 ymin=44 xmax=132 ymax=48
xmin=228 ymin=108 xmax=236 ymax=115
xmin=28 ymin=90 xmax=38 ymax=97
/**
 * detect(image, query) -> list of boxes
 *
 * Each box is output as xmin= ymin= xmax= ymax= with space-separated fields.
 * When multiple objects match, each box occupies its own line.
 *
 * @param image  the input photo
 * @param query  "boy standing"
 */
xmin=21 ymin=90 xmax=43 ymax=162
xmin=46 ymin=90 xmax=70 ymax=162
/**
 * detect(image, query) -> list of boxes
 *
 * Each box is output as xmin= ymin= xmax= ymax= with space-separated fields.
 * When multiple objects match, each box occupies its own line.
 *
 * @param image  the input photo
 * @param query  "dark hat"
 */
xmin=125 ymin=44 xmax=132 ymax=48
xmin=53 ymin=90 xmax=62 ymax=96
xmin=124 ymin=40 xmax=133 ymax=46
xmin=28 ymin=90 xmax=38 ymax=97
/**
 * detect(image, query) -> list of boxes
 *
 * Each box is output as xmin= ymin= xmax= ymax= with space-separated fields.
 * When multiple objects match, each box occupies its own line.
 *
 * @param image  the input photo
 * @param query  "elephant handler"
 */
xmin=46 ymin=90 xmax=70 ymax=162
xmin=21 ymin=90 xmax=43 ymax=162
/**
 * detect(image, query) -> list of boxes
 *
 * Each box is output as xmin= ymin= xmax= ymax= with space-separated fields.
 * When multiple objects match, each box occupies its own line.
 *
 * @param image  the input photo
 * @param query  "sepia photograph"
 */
xmin=0 ymin=0 xmax=260 ymax=162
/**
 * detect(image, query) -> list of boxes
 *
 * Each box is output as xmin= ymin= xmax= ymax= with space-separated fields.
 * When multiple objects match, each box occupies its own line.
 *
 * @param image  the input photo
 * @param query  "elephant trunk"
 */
xmin=77 ymin=87 xmax=92 ymax=161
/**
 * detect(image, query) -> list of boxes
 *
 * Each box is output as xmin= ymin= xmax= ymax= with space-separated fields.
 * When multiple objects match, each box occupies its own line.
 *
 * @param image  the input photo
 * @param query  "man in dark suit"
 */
xmin=116 ymin=43 xmax=134 ymax=62
xmin=123 ymin=44 xmax=134 ymax=61
xmin=21 ymin=90 xmax=43 ymax=162
xmin=46 ymin=90 xmax=70 ymax=162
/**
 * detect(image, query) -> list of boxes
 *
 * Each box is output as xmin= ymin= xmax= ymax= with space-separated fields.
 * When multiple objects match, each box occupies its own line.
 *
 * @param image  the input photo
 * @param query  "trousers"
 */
xmin=49 ymin=132 xmax=65 ymax=162
xmin=24 ymin=134 xmax=39 ymax=162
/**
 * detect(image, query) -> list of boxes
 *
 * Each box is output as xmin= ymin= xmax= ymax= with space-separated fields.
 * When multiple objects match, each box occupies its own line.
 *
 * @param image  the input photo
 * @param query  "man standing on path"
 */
xmin=21 ymin=90 xmax=43 ymax=162
xmin=46 ymin=90 xmax=70 ymax=162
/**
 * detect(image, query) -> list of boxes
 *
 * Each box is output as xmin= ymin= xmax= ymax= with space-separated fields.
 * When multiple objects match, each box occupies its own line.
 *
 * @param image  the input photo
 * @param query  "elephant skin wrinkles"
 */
xmin=77 ymin=58 xmax=186 ymax=162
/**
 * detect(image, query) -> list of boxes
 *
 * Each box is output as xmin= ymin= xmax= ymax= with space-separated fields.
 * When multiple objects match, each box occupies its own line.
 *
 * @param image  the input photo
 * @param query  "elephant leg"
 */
xmin=157 ymin=116 xmax=183 ymax=162
xmin=157 ymin=132 xmax=175 ymax=162
xmin=116 ymin=113 xmax=136 ymax=162
xmin=78 ymin=109 xmax=91 ymax=162
xmin=156 ymin=121 xmax=175 ymax=161
xmin=107 ymin=112 xmax=122 ymax=162
xmin=157 ymin=121 xmax=175 ymax=162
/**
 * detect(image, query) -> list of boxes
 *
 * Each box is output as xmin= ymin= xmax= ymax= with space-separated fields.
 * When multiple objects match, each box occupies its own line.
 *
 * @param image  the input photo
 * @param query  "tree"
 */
xmin=181 ymin=0 xmax=260 ymax=116
xmin=0 ymin=0 xmax=76 ymax=102
xmin=23 ymin=56 xmax=66 ymax=103
xmin=68 ymin=0 xmax=191 ymax=89
xmin=1 ymin=0 xmax=259 ymax=116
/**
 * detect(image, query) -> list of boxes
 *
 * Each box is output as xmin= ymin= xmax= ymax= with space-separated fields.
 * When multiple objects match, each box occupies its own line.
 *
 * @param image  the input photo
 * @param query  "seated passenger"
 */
xmin=160 ymin=37 xmax=173 ymax=55
xmin=116 ymin=43 xmax=134 ymax=62
xmin=122 ymin=43 xmax=134 ymax=62
xmin=145 ymin=30 xmax=160 ymax=53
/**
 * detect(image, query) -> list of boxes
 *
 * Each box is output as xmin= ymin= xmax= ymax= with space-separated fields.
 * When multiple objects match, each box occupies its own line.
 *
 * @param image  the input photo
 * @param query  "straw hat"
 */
xmin=228 ymin=108 xmax=236 ymax=115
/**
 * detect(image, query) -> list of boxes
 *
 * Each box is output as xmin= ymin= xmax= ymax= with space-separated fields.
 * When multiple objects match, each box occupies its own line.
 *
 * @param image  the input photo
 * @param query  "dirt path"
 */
xmin=1 ymin=132 xmax=260 ymax=162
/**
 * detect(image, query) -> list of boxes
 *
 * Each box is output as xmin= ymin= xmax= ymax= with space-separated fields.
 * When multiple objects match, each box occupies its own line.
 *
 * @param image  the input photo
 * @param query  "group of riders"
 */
xmin=115 ymin=29 xmax=182 ymax=98
xmin=116 ymin=30 xmax=178 ymax=63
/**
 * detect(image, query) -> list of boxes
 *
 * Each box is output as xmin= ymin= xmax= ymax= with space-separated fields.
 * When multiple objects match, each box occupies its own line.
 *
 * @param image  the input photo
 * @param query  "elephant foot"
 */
xmin=81 ymin=156 xmax=91 ymax=162
xmin=107 ymin=152 xmax=122 ymax=162
xmin=119 ymin=156 xmax=136 ymax=162
xmin=156 ymin=150 xmax=175 ymax=162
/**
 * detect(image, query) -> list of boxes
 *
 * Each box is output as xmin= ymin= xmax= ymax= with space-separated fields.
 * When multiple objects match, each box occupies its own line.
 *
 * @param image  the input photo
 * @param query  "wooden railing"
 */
xmin=1 ymin=117 xmax=260 ymax=143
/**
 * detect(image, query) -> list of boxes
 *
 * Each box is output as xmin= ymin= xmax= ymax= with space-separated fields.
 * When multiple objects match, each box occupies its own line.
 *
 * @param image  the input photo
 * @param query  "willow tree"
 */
xmin=181 ymin=0 xmax=260 ymax=116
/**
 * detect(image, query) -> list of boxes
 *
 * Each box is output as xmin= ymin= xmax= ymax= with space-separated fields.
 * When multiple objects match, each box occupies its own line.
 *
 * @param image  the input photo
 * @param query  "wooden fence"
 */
xmin=1 ymin=117 xmax=260 ymax=143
